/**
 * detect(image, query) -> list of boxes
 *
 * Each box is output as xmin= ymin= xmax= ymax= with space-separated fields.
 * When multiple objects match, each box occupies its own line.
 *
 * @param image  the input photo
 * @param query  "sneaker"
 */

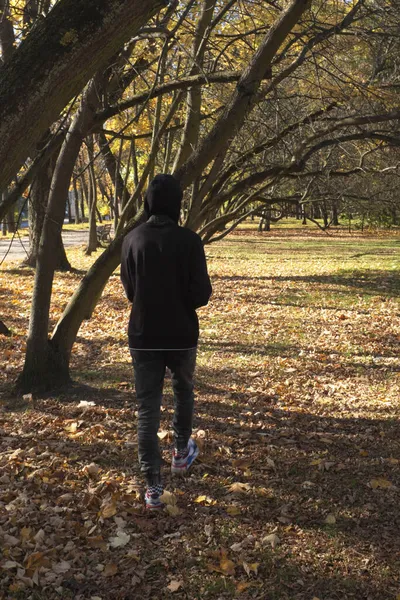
xmin=145 ymin=484 xmax=164 ymax=510
xmin=171 ymin=438 xmax=199 ymax=474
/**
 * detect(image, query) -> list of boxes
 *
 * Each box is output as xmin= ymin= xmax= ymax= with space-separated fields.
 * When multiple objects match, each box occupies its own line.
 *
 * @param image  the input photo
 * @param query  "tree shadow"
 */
xmin=212 ymin=269 xmax=400 ymax=297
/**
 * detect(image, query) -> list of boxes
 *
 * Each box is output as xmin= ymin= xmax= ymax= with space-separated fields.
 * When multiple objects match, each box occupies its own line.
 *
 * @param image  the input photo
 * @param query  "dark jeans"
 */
xmin=130 ymin=348 xmax=197 ymax=477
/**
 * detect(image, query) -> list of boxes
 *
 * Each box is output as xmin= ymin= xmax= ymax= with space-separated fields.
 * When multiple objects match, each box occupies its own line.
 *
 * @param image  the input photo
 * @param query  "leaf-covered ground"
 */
xmin=0 ymin=227 xmax=399 ymax=600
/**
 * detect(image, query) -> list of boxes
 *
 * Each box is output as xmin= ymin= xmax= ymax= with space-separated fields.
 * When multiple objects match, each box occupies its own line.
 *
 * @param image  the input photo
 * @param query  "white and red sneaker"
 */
xmin=171 ymin=438 xmax=199 ymax=474
xmin=145 ymin=484 xmax=164 ymax=510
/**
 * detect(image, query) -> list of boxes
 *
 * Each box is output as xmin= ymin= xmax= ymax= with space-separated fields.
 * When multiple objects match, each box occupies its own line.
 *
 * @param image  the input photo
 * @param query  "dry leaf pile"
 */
xmin=0 ymin=227 xmax=399 ymax=599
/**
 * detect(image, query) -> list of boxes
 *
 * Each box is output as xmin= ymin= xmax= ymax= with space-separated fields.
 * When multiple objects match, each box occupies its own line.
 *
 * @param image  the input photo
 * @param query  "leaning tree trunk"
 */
xmin=0 ymin=0 xmax=168 ymax=195
xmin=15 ymin=0 xmax=168 ymax=393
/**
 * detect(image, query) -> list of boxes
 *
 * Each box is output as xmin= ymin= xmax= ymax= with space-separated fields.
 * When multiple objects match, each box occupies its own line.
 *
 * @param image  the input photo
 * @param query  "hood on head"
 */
xmin=144 ymin=174 xmax=183 ymax=223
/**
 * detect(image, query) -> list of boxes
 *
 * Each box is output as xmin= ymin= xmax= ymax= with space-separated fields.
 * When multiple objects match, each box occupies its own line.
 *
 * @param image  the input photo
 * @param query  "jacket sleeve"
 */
xmin=188 ymin=234 xmax=212 ymax=309
xmin=120 ymin=237 xmax=135 ymax=303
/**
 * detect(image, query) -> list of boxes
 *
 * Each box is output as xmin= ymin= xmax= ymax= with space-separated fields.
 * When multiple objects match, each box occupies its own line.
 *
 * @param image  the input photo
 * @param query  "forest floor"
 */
xmin=0 ymin=226 xmax=400 ymax=600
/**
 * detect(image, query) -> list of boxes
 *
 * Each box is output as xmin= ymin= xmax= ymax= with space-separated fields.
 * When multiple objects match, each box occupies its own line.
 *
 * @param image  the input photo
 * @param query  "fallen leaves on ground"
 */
xmin=0 ymin=228 xmax=399 ymax=599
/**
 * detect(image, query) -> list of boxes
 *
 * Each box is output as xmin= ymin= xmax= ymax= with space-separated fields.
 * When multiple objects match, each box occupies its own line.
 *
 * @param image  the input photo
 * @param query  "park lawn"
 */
xmin=0 ymin=227 xmax=399 ymax=599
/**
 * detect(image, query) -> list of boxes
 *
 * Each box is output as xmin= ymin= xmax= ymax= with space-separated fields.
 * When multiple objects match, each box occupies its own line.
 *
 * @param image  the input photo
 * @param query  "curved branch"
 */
xmin=96 ymin=70 xmax=242 ymax=122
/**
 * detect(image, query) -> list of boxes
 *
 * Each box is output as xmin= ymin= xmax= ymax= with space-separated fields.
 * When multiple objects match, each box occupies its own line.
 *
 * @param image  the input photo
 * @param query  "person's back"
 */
xmin=122 ymin=215 xmax=210 ymax=350
xmin=121 ymin=174 xmax=212 ymax=509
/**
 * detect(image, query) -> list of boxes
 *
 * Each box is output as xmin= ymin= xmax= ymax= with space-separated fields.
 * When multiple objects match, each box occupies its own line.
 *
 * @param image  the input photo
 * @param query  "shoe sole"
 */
xmin=145 ymin=503 xmax=164 ymax=510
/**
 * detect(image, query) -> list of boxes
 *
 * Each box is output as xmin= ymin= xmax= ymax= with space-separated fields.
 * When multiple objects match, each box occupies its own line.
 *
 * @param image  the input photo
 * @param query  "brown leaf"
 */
xmin=103 ymin=563 xmax=118 ymax=577
xmin=25 ymin=552 xmax=51 ymax=571
xmin=88 ymin=536 xmax=108 ymax=551
xmin=232 ymin=457 xmax=252 ymax=469
xmin=100 ymin=501 xmax=117 ymax=519
xmin=166 ymin=504 xmax=181 ymax=516
xmin=227 ymin=482 xmax=251 ymax=494
xmin=167 ymin=580 xmax=183 ymax=592
xmin=262 ymin=533 xmax=280 ymax=549
xmin=236 ymin=581 xmax=252 ymax=593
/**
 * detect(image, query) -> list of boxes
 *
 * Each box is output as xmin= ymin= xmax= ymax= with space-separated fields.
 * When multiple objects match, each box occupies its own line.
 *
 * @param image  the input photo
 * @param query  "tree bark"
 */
xmin=85 ymin=138 xmax=99 ymax=255
xmin=0 ymin=0 xmax=168 ymax=190
xmin=73 ymin=178 xmax=81 ymax=224
xmin=22 ymin=131 xmax=71 ymax=270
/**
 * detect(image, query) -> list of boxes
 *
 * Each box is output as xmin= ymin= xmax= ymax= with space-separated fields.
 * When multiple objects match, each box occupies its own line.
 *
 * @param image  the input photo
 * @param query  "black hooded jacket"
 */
xmin=121 ymin=174 xmax=212 ymax=349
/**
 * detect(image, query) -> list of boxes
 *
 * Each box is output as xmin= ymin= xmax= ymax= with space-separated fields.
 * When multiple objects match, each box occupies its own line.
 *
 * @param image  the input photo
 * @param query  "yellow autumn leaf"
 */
xmin=243 ymin=561 xmax=259 ymax=576
xmin=195 ymin=495 xmax=207 ymax=503
xmin=370 ymin=477 xmax=393 ymax=489
xmin=160 ymin=490 xmax=177 ymax=506
xmin=220 ymin=557 xmax=235 ymax=576
xmin=227 ymin=505 xmax=241 ymax=516
xmin=166 ymin=504 xmax=181 ymax=516
xmin=64 ymin=421 xmax=78 ymax=433
xmin=194 ymin=495 xmax=215 ymax=505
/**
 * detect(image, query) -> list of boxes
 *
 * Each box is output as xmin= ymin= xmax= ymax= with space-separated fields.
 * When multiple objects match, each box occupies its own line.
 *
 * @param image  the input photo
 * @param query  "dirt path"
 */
xmin=0 ymin=230 xmax=90 ymax=263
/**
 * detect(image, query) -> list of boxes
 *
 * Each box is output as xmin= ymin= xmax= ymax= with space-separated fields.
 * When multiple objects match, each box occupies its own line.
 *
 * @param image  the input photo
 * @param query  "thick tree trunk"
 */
xmin=0 ymin=0 xmax=168 ymax=192
xmin=23 ymin=133 xmax=72 ymax=270
xmin=24 ymin=168 xmax=50 ymax=268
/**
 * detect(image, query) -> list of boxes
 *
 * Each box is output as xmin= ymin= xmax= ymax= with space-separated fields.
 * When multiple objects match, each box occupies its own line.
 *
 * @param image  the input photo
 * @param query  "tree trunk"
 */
xmin=23 ymin=132 xmax=53 ymax=268
xmin=7 ymin=209 xmax=16 ymax=234
xmin=0 ymin=0 xmax=168 ymax=193
xmin=73 ymin=178 xmax=81 ymax=224
xmin=67 ymin=193 xmax=73 ymax=223
xmin=86 ymin=141 xmax=99 ymax=255
xmin=97 ymin=131 xmax=130 ymax=223
xmin=332 ymin=199 xmax=339 ymax=226
xmin=23 ymin=132 xmax=71 ymax=270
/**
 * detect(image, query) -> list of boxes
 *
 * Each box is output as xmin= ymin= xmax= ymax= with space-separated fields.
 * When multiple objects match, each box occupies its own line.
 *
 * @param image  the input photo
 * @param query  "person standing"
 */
xmin=121 ymin=174 xmax=212 ymax=509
